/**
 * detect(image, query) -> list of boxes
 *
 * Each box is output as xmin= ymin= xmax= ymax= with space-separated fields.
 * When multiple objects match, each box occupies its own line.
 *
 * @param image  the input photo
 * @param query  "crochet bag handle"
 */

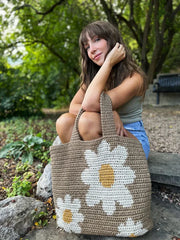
xmin=71 ymin=92 xmax=116 ymax=141
xmin=100 ymin=92 xmax=117 ymax=136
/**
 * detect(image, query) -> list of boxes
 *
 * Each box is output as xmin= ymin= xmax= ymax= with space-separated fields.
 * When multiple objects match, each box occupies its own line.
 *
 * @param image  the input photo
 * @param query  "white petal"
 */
xmin=81 ymin=168 xmax=99 ymax=185
xmin=117 ymin=186 xmax=133 ymax=207
xmin=97 ymin=140 xmax=110 ymax=156
xmin=86 ymin=187 xmax=100 ymax=206
xmin=63 ymin=223 xmax=71 ymax=233
xmin=111 ymin=145 xmax=128 ymax=164
xmin=115 ymin=167 xmax=136 ymax=185
xmin=72 ymin=198 xmax=81 ymax=210
xmin=56 ymin=197 xmax=63 ymax=209
xmin=56 ymin=215 xmax=64 ymax=229
xmin=84 ymin=149 xmax=97 ymax=166
xmin=126 ymin=218 xmax=135 ymax=227
xmin=56 ymin=209 xmax=62 ymax=221
xmin=102 ymin=199 xmax=116 ymax=215
xmin=138 ymin=228 xmax=148 ymax=236
xmin=64 ymin=194 xmax=71 ymax=205
xmin=70 ymin=222 xmax=82 ymax=233
xmin=73 ymin=212 xmax=84 ymax=223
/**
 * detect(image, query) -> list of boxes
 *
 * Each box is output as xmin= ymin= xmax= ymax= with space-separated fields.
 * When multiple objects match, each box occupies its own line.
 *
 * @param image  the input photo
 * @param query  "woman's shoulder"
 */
xmin=115 ymin=71 xmax=145 ymax=98
xmin=122 ymin=71 xmax=143 ymax=88
xmin=129 ymin=71 xmax=145 ymax=96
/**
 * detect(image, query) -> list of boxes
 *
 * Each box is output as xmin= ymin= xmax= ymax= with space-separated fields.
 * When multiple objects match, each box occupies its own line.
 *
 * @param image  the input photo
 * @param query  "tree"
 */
xmin=1 ymin=0 xmax=179 ymax=83
xmin=98 ymin=0 xmax=180 ymax=83
xmin=0 ymin=0 xmax=179 ymax=116
xmin=0 ymin=0 xmax=98 ymax=113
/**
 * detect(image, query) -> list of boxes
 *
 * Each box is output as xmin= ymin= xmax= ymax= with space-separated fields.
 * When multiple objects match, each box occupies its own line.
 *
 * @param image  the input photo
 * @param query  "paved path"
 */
xmin=23 ymin=193 xmax=180 ymax=240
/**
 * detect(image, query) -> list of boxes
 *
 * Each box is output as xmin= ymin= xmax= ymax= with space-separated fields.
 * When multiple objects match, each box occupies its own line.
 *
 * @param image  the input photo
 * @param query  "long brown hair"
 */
xmin=79 ymin=21 xmax=147 ymax=96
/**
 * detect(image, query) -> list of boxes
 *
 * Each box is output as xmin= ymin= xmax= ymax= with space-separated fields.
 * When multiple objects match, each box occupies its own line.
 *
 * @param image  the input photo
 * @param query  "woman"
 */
xmin=56 ymin=21 xmax=150 ymax=159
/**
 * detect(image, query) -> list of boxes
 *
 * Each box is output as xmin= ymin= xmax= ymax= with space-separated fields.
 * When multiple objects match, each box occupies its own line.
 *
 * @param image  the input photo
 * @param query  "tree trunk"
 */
xmin=141 ymin=0 xmax=154 ymax=74
xmin=100 ymin=0 xmax=180 ymax=84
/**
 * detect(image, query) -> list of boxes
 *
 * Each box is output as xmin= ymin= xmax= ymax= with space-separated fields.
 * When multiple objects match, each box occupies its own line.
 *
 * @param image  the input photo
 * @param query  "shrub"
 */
xmin=6 ymin=176 xmax=32 ymax=197
xmin=0 ymin=134 xmax=50 ymax=164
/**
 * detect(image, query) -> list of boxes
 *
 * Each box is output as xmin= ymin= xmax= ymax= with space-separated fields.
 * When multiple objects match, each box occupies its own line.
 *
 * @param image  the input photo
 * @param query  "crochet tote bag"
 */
xmin=50 ymin=92 xmax=153 ymax=237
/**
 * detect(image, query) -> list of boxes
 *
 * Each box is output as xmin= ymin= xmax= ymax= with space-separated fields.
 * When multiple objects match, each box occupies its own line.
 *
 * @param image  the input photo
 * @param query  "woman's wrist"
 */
xmin=113 ymin=110 xmax=120 ymax=118
xmin=69 ymin=103 xmax=82 ymax=115
xmin=104 ymin=57 xmax=114 ymax=69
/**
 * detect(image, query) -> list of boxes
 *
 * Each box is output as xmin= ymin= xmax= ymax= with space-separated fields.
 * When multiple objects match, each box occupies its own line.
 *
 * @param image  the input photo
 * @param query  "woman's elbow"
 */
xmin=82 ymin=101 xmax=100 ymax=112
xmin=69 ymin=104 xmax=74 ymax=114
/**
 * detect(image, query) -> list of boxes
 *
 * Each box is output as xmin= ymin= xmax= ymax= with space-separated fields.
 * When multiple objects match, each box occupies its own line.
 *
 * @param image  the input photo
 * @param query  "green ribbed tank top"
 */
xmin=117 ymin=96 xmax=142 ymax=124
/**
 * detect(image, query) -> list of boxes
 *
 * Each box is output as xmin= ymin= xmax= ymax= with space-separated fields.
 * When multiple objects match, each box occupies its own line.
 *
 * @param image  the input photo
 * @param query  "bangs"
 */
xmin=79 ymin=22 xmax=108 ymax=47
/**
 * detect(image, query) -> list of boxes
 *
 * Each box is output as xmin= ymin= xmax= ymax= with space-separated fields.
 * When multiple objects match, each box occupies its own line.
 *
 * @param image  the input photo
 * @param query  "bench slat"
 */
xmin=153 ymin=73 xmax=180 ymax=104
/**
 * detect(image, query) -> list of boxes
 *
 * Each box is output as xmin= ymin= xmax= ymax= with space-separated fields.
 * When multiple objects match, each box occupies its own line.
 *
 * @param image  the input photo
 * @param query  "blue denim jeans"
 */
xmin=124 ymin=121 xmax=150 ymax=159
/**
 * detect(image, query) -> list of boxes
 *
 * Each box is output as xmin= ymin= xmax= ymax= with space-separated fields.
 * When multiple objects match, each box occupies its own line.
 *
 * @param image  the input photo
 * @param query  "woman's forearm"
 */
xmin=69 ymin=103 xmax=82 ymax=115
xmin=81 ymin=60 xmax=112 ymax=112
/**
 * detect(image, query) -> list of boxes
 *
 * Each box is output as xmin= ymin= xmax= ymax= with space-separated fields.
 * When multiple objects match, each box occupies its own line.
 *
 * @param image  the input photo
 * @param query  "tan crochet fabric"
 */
xmin=50 ymin=92 xmax=153 ymax=237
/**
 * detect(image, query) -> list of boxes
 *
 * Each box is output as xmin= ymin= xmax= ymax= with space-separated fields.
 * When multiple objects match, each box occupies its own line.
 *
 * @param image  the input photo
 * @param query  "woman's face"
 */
xmin=84 ymin=34 xmax=109 ymax=66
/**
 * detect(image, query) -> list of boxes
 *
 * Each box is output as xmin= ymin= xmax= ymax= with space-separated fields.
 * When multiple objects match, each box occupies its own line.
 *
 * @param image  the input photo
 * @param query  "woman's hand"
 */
xmin=105 ymin=43 xmax=126 ymax=67
xmin=113 ymin=111 xmax=128 ymax=137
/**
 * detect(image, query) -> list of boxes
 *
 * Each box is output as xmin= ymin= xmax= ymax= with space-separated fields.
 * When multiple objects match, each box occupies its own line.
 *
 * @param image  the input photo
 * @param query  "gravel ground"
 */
xmin=142 ymin=105 xmax=180 ymax=154
xmin=44 ymin=105 xmax=180 ymax=154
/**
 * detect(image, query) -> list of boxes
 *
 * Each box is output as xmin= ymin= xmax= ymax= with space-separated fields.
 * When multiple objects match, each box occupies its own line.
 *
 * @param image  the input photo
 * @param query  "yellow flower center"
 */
xmin=99 ymin=164 xmax=115 ymax=188
xmin=63 ymin=209 xmax=73 ymax=223
xmin=130 ymin=233 xmax=136 ymax=237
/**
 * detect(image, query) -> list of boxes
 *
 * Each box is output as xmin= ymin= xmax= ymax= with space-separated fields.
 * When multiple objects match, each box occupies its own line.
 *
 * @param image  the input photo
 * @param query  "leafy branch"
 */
xmin=13 ymin=0 xmax=66 ymax=16
xmin=0 ymin=39 xmax=80 ymax=75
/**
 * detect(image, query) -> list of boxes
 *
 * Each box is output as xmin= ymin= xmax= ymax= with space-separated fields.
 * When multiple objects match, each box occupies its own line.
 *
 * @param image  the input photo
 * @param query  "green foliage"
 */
xmin=15 ymin=162 xmax=40 ymax=180
xmin=6 ymin=175 xmax=32 ymax=197
xmin=162 ymin=31 xmax=180 ymax=73
xmin=0 ymin=60 xmax=45 ymax=118
xmin=33 ymin=211 xmax=48 ymax=227
xmin=0 ymin=116 xmax=55 ymax=201
xmin=0 ymin=116 xmax=56 ymax=144
xmin=33 ymin=149 xmax=51 ymax=163
xmin=0 ymin=0 xmax=99 ymax=114
xmin=35 ymin=170 xmax=42 ymax=180
xmin=0 ymin=134 xmax=50 ymax=164
xmin=16 ymin=162 xmax=31 ymax=173
xmin=23 ymin=171 xmax=34 ymax=180
xmin=0 ymin=0 xmax=179 ymax=113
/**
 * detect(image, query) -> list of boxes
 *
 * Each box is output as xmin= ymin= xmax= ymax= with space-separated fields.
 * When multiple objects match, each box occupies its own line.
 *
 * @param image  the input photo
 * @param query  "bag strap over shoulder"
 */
xmin=71 ymin=92 xmax=116 ymax=142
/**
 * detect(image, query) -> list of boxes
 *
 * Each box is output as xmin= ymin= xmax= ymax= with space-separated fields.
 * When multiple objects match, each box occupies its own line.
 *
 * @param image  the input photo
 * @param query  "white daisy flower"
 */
xmin=116 ymin=218 xmax=148 ymax=237
xmin=56 ymin=194 xmax=84 ymax=233
xmin=81 ymin=140 xmax=135 ymax=215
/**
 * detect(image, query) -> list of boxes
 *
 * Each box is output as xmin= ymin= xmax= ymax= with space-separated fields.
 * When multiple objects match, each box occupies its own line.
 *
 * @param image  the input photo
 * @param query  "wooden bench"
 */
xmin=153 ymin=73 xmax=180 ymax=104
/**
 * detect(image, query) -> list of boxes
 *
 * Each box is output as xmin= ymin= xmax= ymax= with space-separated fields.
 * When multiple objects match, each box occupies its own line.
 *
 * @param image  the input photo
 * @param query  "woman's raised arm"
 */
xmin=81 ymin=43 xmax=125 ymax=112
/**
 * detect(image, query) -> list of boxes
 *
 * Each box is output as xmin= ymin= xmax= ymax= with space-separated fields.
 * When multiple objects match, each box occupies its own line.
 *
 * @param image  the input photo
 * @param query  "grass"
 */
xmin=0 ymin=116 xmax=57 ymax=145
